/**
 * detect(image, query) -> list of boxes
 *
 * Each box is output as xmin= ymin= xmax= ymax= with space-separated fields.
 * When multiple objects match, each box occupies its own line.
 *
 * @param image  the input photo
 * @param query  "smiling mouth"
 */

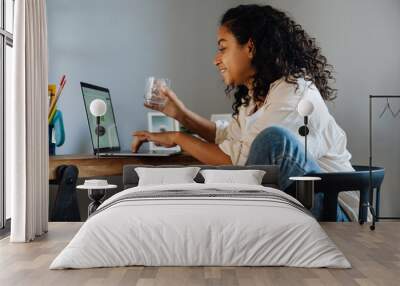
xmin=220 ymin=68 xmax=227 ymax=74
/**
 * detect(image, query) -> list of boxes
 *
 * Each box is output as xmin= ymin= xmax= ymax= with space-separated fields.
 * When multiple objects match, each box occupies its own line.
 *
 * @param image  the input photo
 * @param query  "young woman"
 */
xmin=131 ymin=5 xmax=355 ymax=221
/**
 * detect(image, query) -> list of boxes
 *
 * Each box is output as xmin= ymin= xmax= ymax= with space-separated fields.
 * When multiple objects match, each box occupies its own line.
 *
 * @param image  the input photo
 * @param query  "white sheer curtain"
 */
xmin=7 ymin=0 xmax=49 ymax=242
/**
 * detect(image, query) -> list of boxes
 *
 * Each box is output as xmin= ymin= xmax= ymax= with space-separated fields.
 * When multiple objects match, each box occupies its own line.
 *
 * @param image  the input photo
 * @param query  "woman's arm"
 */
xmin=176 ymin=108 xmax=217 ymax=143
xmin=174 ymin=132 xmax=231 ymax=165
xmin=132 ymin=131 xmax=232 ymax=165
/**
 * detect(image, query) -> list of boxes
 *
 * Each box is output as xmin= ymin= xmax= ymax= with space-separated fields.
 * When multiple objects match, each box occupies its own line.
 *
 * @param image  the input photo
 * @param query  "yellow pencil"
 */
xmin=48 ymin=75 xmax=66 ymax=121
xmin=48 ymin=108 xmax=57 ymax=124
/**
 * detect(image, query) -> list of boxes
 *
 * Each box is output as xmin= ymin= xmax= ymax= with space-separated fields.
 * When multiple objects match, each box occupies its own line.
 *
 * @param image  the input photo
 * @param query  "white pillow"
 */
xmin=200 ymin=169 xmax=266 ymax=185
xmin=135 ymin=167 xmax=201 ymax=186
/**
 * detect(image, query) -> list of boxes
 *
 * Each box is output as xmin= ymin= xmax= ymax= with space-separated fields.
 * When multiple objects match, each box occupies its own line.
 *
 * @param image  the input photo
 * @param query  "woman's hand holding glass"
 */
xmin=144 ymin=78 xmax=186 ymax=121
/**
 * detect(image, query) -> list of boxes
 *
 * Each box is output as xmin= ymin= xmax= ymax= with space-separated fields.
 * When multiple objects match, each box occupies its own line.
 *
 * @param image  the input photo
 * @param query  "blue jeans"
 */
xmin=245 ymin=126 xmax=348 ymax=222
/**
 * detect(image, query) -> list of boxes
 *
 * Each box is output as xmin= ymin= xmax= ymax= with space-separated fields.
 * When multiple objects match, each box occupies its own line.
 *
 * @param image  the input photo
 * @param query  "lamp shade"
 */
xmin=89 ymin=99 xmax=107 ymax=117
xmin=297 ymin=99 xmax=314 ymax=117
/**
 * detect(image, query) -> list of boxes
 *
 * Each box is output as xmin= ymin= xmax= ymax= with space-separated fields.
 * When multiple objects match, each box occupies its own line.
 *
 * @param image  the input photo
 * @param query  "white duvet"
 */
xmin=50 ymin=183 xmax=350 ymax=269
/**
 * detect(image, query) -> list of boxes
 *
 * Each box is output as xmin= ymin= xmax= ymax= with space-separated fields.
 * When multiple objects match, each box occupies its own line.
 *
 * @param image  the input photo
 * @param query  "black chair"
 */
xmin=306 ymin=165 xmax=385 ymax=229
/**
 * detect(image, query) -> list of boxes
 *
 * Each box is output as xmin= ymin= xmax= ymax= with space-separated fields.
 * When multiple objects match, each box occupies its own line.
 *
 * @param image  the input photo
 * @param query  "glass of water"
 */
xmin=144 ymin=77 xmax=171 ymax=108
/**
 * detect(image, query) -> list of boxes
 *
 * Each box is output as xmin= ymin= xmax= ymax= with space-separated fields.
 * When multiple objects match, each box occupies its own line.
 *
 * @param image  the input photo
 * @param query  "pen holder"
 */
xmin=49 ymin=124 xmax=56 ymax=155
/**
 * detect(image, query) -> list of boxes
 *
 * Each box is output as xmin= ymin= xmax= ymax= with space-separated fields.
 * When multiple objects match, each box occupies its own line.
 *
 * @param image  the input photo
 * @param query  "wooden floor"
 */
xmin=0 ymin=222 xmax=399 ymax=286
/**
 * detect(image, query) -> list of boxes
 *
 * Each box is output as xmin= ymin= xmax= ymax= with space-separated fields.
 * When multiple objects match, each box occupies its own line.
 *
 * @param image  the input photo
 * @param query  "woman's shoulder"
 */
xmin=271 ymin=76 xmax=318 ymax=95
xmin=267 ymin=76 xmax=324 ymax=106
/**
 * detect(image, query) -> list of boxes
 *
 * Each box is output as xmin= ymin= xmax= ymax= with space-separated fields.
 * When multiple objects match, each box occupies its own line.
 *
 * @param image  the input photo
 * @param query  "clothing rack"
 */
xmin=369 ymin=95 xmax=400 ymax=227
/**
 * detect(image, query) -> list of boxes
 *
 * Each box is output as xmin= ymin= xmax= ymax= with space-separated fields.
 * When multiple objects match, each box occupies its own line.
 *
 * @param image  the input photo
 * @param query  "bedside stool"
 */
xmin=289 ymin=176 xmax=321 ymax=209
xmin=76 ymin=184 xmax=117 ymax=216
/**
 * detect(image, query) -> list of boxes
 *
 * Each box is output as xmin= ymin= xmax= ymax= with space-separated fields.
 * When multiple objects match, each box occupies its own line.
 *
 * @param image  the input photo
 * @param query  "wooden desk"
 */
xmin=49 ymin=153 xmax=201 ymax=180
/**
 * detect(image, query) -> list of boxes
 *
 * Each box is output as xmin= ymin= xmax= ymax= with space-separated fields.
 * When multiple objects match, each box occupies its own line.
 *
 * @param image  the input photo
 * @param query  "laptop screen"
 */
xmin=81 ymin=82 xmax=121 ymax=153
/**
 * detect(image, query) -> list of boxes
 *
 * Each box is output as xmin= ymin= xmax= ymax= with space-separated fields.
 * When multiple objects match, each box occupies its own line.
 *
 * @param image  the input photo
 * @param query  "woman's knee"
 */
xmin=251 ymin=126 xmax=294 ymax=149
xmin=247 ymin=126 xmax=295 ymax=163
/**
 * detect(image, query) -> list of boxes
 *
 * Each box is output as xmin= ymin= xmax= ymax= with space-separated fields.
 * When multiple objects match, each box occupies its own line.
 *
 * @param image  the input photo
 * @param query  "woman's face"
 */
xmin=213 ymin=25 xmax=255 ymax=87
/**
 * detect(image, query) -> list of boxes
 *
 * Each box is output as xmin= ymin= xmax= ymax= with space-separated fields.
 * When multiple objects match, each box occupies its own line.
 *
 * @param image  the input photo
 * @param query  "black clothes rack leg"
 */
xmin=369 ymin=95 xmax=400 ymax=230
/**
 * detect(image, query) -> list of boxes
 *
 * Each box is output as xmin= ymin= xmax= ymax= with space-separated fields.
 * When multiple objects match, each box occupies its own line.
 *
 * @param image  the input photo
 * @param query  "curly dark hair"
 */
xmin=220 ymin=4 xmax=337 ymax=116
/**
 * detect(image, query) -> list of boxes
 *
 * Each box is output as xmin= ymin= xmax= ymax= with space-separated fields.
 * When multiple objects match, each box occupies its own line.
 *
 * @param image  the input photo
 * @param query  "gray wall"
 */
xmin=48 ymin=0 xmax=400 ymax=217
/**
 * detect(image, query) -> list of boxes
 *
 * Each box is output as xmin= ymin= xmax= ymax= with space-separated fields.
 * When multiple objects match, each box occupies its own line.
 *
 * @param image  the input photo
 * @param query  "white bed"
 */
xmin=50 ymin=183 xmax=350 ymax=269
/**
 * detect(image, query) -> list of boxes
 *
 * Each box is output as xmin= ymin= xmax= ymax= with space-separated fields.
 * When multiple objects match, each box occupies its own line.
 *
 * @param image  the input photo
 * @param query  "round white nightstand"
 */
xmin=289 ymin=176 xmax=321 ymax=210
xmin=76 ymin=184 xmax=117 ymax=216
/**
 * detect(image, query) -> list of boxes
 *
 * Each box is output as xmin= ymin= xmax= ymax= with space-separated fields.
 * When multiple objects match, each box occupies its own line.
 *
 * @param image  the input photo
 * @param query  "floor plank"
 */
xmin=0 ymin=222 xmax=399 ymax=286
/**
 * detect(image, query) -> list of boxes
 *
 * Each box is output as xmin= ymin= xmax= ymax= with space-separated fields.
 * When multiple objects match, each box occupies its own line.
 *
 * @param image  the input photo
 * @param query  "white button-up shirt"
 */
xmin=215 ymin=77 xmax=354 ymax=173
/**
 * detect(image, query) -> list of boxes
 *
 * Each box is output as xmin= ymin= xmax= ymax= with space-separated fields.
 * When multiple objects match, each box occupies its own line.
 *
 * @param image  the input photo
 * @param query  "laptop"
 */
xmin=80 ymin=82 xmax=181 ymax=157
